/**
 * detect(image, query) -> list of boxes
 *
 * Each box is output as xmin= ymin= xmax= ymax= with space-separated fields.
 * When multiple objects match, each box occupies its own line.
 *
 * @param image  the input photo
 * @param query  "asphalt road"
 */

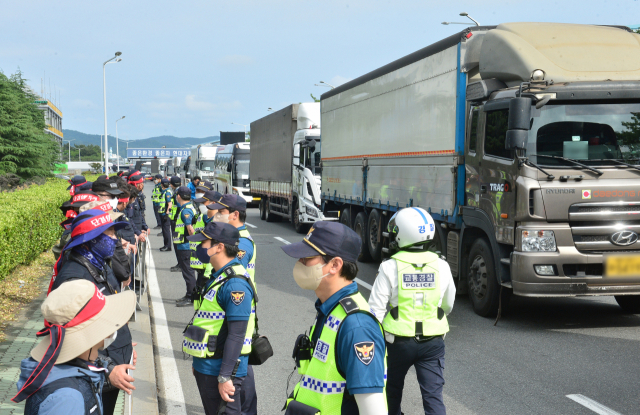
xmin=142 ymin=188 xmax=640 ymax=415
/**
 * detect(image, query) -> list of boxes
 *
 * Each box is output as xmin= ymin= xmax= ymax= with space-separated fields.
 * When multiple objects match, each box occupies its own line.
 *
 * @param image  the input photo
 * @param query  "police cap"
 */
xmin=281 ymin=221 xmax=361 ymax=263
xmin=207 ymin=194 xmax=246 ymax=212
xmin=187 ymin=221 xmax=240 ymax=246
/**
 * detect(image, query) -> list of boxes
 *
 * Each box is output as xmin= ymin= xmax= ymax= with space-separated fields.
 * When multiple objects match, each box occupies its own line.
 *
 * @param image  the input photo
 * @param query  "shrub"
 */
xmin=0 ymin=177 xmax=69 ymax=281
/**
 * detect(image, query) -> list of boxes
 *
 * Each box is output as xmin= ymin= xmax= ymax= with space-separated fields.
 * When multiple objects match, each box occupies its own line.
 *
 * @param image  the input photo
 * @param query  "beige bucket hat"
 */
xmin=31 ymin=279 xmax=135 ymax=364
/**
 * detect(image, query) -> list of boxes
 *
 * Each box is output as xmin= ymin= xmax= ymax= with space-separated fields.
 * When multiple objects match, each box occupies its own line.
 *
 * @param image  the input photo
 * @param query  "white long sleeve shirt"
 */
xmin=368 ymin=256 xmax=456 ymax=342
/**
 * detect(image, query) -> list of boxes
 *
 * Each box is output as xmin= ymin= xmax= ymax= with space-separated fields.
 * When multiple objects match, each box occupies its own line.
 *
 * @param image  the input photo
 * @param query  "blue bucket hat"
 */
xmin=63 ymin=209 xmax=128 ymax=253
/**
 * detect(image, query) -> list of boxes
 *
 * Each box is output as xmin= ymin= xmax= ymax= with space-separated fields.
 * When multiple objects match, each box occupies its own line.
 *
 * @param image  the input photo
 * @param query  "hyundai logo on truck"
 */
xmin=610 ymin=231 xmax=639 ymax=247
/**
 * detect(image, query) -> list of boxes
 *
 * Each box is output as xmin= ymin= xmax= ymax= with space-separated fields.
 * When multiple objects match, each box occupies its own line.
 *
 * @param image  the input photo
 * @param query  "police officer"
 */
xmin=174 ymin=186 xmax=197 ymax=307
xmin=191 ymin=190 xmax=223 ymax=290
xmin=128 ymin=175 xmax=150 ymax=244
xmin=169 ymin=176 xmax=182 ymax=271
xmin=151 ymin=174 xmax=164 ymax=228
xmin=206 ymin=195 xmax=256 ymax=281
xmin=158 ymin=178 xmax=174 ymax=251
xmin=281 ymin=221 xmax=387 ymax=415
xmin=368 ymin=208 xmax=455 ymax=415
xmin=184 ymin=222 xmax=257 ymax=415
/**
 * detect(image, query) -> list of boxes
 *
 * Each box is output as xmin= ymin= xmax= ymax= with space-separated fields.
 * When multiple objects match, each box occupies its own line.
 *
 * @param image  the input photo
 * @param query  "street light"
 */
xmin=103 ymin=51 xmax=122 ymax=173
xmin=267 ymin=107 xmax=274 ymax=112
xmin=231 ymin=122 xmax=248 ymax=140
xmin=63 ymin=140 xmax=75 ymax=163
xmin=318 ymin=81 xmax=335 ymax=89
xmin=115 ymin=116 xmax=125 ymax=171
xmin=442 ymin=13 xmax=479 ymax=26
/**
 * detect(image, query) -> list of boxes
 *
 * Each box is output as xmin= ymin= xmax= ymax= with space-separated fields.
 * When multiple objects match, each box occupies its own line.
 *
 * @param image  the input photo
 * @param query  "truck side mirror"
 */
xmin=227 ymin=163 xmax=232 ymax=172
xmin=505 ymin=97 xmax=532 ymax=150
xmin=308 ymin=139 xmax=316 ymax=151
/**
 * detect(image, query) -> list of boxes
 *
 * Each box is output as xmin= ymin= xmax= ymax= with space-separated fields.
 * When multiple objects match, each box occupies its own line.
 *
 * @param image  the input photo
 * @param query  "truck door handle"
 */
xmin=480 ymin=185 xmax=487 ymax=193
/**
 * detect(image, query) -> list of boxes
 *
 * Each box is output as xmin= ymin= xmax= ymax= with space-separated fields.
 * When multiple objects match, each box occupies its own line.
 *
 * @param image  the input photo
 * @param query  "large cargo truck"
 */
xmin=320 ymin=22 xmax=640 ymax=316
xmin=250 ymin=103 xmax=330 ymax=232
xmin=214 ymin=142 xmax=254 ymax=204
xmin=189 ymin=145 xmax=218 ymax=183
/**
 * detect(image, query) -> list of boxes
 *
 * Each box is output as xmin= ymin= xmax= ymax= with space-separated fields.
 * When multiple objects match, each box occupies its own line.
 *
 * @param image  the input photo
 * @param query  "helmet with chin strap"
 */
xmin=387 ymin=207 xmax=436 ymax=250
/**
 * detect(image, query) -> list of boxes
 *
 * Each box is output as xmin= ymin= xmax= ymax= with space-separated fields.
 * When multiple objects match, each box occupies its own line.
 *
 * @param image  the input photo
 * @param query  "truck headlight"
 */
xmin=522 ymin=230 xmax=556 ymax=252
xmin=305 ymin=205 xmax=319 ymax=218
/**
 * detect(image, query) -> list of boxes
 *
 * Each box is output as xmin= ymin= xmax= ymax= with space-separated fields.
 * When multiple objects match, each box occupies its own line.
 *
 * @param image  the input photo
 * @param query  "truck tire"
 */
xmin=292 ymin=201 xmax=308 ymax=234
xmin=615 ymin=295 xmax=640 ymax=314
xmin=367 ymin=209 xmax=383 ymax=262
xmin=259 ymin=198 xmax=267 ymax=221
xmin=467 ymin=238 xmax=509 ymax=317
xmin=266 ymin=201 xmax=280 ymax=222
xmin=340 ymin=208 xmax=352 ymax=228
xmin=354 ymin=212 xmax=372 ymax=262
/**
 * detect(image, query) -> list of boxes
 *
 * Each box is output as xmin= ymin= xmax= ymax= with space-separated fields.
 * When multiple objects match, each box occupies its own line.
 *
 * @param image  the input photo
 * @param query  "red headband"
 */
xmin=128 ymin=178 xmax=143 ymax=185
xmin=118 ymin=197 xmax=129 ymax=203
xmin=72 ymin=193 xmax=100 ymax=204
xmin=71 ymin=212 xmax=113 ymax=238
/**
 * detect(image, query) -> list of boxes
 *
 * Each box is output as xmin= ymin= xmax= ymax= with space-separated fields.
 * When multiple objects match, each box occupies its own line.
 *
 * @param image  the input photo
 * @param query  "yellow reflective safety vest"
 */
xmin=151 ymin=183 xmax=162 ymax=204
xmin=238 ymin=228 xmax=256 ymax=280
xmin=189 ymin=212 xmax=208 ymax=270
xmin=169 ymin=187 xmax=178 ymax=221
xmin=158 ymin=186 xmax=172 ymax=214
xmin=382 ymin=251 xmax=449 ymax=337
xmin=182 ymin=264 xmax=256 ymax=357
xmin=285 ymin=292 xmax=387 ymax=414
xmin=173 ymin=202 xmax=195 ymax=245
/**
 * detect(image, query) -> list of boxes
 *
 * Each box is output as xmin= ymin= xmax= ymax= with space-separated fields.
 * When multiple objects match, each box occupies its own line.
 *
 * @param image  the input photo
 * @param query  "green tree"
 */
xmin=617 ymin=111 xmax=640 ymax=161
xmin=0 ymin=70 xmax=60 ymax=178
xmin=310 ymin=93 xmax=320 ymax=103
xmin=70 ymin=144 xmax=102 ymax=161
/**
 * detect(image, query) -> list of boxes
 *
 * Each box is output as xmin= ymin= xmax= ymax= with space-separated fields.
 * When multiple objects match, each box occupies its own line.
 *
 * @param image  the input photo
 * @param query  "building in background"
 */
xmin=34 ymin=99 xmax=63 ymax=147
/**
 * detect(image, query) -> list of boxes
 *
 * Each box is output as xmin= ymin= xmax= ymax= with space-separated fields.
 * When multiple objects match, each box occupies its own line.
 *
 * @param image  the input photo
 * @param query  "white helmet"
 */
xmin=387 ymin=207 xmax=436 ymax=249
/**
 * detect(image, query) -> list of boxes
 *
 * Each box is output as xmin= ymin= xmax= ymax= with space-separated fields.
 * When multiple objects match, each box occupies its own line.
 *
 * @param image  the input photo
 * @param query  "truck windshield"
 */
xmin=234 ymin=154 xmax=250 ymax=178
xmin=528 ymin=102 xmax=640 ymax=166
xmin=199 ymin=160 xmax=216 ymax=171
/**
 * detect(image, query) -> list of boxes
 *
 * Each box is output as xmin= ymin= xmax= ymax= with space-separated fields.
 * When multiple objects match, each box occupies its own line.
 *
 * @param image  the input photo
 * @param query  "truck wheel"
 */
xmin=340 ymin=208 xmax=352 ymax=228
xmin=266 ymin=200 xmax=280 ymax=223
xmin=615 ymin=295 xmax=640 ymax=314
xmin=292 ymin=201 xmax=308 ymax=234
xmin=354 ymin=212 xmax=372 ymax=262
xmin=367 ymin=209 xmax=383 ymax=262
xmin=259 ymin=199 xmax=267 ymax=221
xmin=467 ymin=238 xmax=508 ymax=317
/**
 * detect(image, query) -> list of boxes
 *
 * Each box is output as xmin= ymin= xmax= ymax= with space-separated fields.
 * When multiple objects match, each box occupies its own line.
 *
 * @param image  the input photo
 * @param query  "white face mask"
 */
xmin=213 ymin=213 xmax=230 ymax=223
xmin=108 ymin=198 xmax=118 ymax=210
xmin=101 ymin=331 xmax=118 ymax=350
xmin=195 ymin=193 xmax=204 ymax=199
xmin=292 ymin=261 xmax=330 ymax=290
xmin=199 ymin=204 xmax=209 ymax=215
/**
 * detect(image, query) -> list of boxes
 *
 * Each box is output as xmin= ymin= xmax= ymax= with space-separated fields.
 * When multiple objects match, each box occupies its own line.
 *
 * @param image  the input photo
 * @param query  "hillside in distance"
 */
xmin=62 ymin=129 xmax=219 ymax=158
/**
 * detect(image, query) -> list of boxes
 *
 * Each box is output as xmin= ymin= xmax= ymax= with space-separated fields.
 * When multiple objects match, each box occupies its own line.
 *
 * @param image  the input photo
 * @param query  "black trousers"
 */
xmin=193 ymin=370 xmax=257 ymax=415
xmin=153 ymin=203 xmax=162 ymax=227
xmin=160 ymin=215 xmax=172 ymax=249
xmin=177 ymin=249 xmax=196 ymax=297
xmin=386 ymin=336 xmax=446 ymax=415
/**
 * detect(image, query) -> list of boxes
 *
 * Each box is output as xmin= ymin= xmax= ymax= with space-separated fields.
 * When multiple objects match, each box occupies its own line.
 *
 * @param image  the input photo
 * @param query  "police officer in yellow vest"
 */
xmin=282 ymin=221 xmax=387 ymax=415
xmin=174 ymin=186 xmax=197 ymax=307
xmin=191 ymin=190 xmax=223 ymax=288
xmin=184 ymin=221 xmax=258 ymax=415
xmin=151 ymin=174 xmax=163 ymax=229
xmin=368 ymin=208 xmax=456 ymax=415
xmin=169 ymin=176 xmax=183 ymax=272
xmin=158 ymin=178 xmax=174 ymax=251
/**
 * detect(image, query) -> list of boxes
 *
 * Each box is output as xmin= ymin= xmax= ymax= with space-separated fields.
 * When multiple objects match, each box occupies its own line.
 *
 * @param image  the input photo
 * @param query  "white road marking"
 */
xmin=355 ymin=278 xmax=373 ymax=291
xmin=274 ymin=237 xmax=291 ymax=244
xmin=566 ymin=394 xmax=622 ymax=415
xmin=245 ymin=222 xmax=257 ymax=228
xmin=147 ymin=250 xmax=187 ymax=415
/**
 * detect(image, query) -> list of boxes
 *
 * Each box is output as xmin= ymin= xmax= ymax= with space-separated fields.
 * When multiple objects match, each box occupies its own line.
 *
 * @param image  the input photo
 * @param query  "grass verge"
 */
xmin=0 ymin=250 xmax=54 ymax=342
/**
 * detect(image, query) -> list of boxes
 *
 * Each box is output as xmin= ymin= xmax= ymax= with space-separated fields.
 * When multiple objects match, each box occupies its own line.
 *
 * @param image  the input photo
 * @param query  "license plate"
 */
xmin=606 ymin=255 xmax=640 ymax=277
xmin=253 ymin=197 xmax=261 ymax=201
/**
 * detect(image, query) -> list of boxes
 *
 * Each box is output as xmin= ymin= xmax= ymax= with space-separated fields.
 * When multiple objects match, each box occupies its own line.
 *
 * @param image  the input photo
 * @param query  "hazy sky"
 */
xmin=1 ymin=0 xmax=638 ymax=140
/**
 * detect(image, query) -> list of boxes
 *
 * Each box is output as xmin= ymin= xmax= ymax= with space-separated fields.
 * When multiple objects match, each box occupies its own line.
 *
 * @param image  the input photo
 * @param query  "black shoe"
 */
xmin=175 ymin=295 xmax=188 ymax=303
xmin=170 ymin=266 xmax=181 ymax=272
xmin=176 ymin=298 xmax=193 ymax=307
xmin=157 ymin=232 xmax=163 ymax=237
xmin=154 ymin=226 xmax=162 ymax=229
xmin=159 ymin=247 xmax=171 ymax=252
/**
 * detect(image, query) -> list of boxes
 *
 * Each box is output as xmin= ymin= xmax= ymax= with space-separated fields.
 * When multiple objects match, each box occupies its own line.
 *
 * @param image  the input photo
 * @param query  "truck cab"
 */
xmin=214 ymin=143 xmax=253 ymax=204
xmin=292 ymin=108 xmax=323 ymax=227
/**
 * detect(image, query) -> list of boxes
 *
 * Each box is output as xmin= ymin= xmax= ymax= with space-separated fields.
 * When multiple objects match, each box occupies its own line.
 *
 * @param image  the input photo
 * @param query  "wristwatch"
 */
xmin=218 ymin=375 xmax=232 ymax=384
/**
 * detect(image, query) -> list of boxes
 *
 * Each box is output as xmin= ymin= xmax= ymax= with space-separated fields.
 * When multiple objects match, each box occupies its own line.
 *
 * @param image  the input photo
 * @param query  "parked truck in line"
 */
xmin=250 ymin=103 xmax=330 ymax=232
xmin=214 ymin=142 xmax=254 ymax=204
xmin=320 ymin=22 xmax=640 ymax=316
xmin=189 ymin=145 xmax=219 ymax=183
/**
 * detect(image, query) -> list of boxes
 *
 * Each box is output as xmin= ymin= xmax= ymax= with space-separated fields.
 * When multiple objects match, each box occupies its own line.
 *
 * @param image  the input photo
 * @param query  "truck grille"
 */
xmin=569 ymin=202 xmax=640 ymax=253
